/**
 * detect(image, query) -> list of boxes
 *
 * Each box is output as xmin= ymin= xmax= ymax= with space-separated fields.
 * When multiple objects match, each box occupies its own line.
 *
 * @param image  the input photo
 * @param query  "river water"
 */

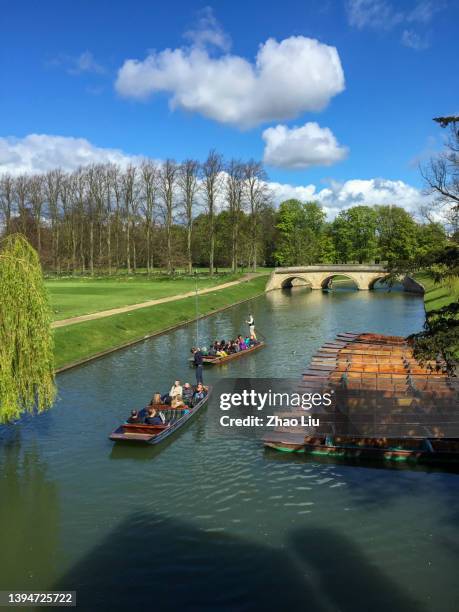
xmin=1 ymin=287 xmax=458 ymax=611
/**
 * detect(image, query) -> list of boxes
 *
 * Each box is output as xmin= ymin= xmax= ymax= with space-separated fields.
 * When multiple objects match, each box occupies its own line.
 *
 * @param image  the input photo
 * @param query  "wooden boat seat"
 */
xmin=122 ymin=423 xmax=169 ymax=435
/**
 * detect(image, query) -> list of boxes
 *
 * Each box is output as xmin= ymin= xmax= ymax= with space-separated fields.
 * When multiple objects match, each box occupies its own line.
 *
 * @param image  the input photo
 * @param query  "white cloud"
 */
xmin=115 ymin=35 xmax=345 ymax=128
xmin=48 ymin=51 xmax=105 ymax=75
xmin=0 ymin=134 xmax=141 ymax=176
xmin=183 ymin=6 xmax=231 ymax=52
xmin=401 ymin=29 xmax=429 ymax=50
xmin=346 ymin=0 xmax=443 ymax=50
xmin=346 ymin=0 xmax=404 ymax=30
xmin=268 ymin=177 xmax=430 ymax=218
xmin=262 ymin=122 xmax=348 ymax=169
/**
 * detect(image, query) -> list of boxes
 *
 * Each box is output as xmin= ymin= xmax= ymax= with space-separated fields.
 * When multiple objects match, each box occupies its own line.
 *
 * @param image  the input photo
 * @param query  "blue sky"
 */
xmin=1 ymin=0 xmax=458 ymax=215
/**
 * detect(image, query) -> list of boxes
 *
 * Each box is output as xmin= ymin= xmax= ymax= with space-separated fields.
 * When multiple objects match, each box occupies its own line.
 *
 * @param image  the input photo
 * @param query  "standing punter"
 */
xmin=191 ymin=347 xmax=204 ymax=384
xmin=246 ymin=313 xmax=256 ymax=339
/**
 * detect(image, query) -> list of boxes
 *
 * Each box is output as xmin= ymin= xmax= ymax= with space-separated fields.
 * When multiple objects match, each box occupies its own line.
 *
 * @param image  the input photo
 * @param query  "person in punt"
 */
xmin=182 ymin=383 xmax=194 ymax=406
xmin=127 ymin=410 xmax=141 ymax=424
xmin=161 ymin=380 xmax=183 ymax=404
xmin=144 ymin=406 xmax=165 ymax=425
xmin=171 ymin=395 xmax=185 ymax=409
xmin=192 ymin=382 xmax=207 ymax=405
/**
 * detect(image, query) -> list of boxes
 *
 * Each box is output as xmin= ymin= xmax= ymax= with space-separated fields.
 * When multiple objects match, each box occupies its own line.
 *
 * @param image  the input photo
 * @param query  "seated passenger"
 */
xmin=161 ymin=380 xmax=182 ymax=404
xmin=150 ymin=392 xmax=162 ymax=406
xmin=244 ymin=336 xmax=251 ymax=347
xmin=201 ymin=346 xmax=209 ymax=356
xmin=172 ymin=395 xmax=185 ymax=409
xmin=127 ymin=410 xmax=141 ymax=424
xmin=144 ymin=407 xmax=164 ymax=425
xmin=249 ymin=334 xmax=258 ymax=346
xmin=182 ymin=383 xmax=194 ymax=406
xmin=238 ymin=335 xmax=246 ymax=350
xmin=192 ymin=383 xmax=207 ymax=405
xmin=216 ymin=348 xmax=228 ymax=357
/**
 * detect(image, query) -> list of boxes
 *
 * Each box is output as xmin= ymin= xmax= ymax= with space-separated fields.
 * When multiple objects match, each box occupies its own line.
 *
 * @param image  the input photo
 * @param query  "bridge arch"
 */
xmin=368 ymin=275 xmax=391 ymax=290
xmin=320 ymin=274 xmax=360 ymax=290
xmin=280 ymin=275 xmax=312 ymax=289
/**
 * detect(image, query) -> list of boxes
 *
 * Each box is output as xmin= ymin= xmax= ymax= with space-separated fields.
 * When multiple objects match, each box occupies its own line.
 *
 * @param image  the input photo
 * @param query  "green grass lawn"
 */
xmin=53 ymin=276 xmax=268 ymax=369
xmin=414 ymin=272 xmax=459 ymax=313
xmin=46 ymin=272 xmax=253 ymax=320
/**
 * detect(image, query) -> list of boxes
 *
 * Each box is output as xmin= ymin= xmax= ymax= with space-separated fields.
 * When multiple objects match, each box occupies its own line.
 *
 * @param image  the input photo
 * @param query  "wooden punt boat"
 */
xmin=263 ymin=433 xmax=459 ymax=465
xmin=191 ymin=342 xmax=266 ymax=366
xmin=109 ymin=387 xmax=211 ymax=445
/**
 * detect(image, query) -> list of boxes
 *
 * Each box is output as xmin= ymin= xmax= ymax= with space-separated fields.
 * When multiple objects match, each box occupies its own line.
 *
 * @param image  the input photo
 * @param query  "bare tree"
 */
xmin=0 ymin=174 xmax=14 ymax=233
xmin=121 ymin=165 xmax=137 ymax=273
xmin=178 ymin=159 xmax=200 ymax=274
xmin=28 ymin=175 xmax=45 ymax=255
xmin=159 ymin=160 xmax=178 ymax=275
xmin=14 ymin=175 xmax=29 ymax=235
xmin=140 ymin=161 xmax=158 ymax=274
xmin=202 ymin=150 xmax=223 ymax=275
xmin=225 ymin=159 xmax=245 ymax=272
xmin=244 ymin=160 xmax=269 ymax=271
xmin=45 ymin=169 xmax=63 ymax=272
xmin=422 ymin=117 xmax=459 ymax=209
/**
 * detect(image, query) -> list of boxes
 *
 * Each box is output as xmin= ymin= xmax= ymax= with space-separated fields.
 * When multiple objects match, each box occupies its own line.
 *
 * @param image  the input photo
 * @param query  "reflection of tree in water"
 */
xmin=0 ymin=433 xmax=59 ymax=590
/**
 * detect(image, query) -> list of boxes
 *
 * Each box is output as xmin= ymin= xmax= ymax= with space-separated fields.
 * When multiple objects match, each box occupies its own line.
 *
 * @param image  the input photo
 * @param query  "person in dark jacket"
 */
xmin=144 ymin=406 xmax=164 ymax=425
xmin=191 ymin=347 xmax=204 ymax=384
xmin=127 ymin=410 xmax=141 ymax=424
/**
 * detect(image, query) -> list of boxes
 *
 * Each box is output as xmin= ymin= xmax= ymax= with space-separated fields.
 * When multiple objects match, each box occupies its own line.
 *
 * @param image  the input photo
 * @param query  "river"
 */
xmin=1 ymin=287 xmax=458 ymax=611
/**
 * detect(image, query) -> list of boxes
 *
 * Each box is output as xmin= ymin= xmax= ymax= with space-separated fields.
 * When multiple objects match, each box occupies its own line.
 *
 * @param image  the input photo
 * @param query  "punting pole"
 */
xmin=195 ymin=271 xmax=199 ymax=348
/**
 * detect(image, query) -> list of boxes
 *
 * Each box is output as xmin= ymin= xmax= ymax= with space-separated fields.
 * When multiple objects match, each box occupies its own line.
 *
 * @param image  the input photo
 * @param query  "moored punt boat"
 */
xmin=109 ymin=387 xmax=211 ymax=445
xmin=263 ymin=433 xmax=459 ymax=465
xmin=191 ymin=341 xmax=266 ymax=366
xmin=263 ymin=332 xmax=459 ymax=467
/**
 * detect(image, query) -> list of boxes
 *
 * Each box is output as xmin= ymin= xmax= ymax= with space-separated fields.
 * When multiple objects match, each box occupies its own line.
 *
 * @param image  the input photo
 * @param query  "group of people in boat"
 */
xmin=189 ymin=313 xmax=259 ymax=382
xmin=202 ymin=334 xmax=259 ymax=357
xmin=126 ymin=380 xmax=208 ymax=426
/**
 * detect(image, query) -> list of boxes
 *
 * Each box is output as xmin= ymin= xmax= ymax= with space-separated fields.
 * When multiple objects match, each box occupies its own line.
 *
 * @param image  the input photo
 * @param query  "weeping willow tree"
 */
xmin=0 ymin=234 xmax=56 ymax=423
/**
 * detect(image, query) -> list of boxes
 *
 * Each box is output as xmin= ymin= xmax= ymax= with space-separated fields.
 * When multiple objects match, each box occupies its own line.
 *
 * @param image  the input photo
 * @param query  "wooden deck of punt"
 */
xmin=109 ymin=387 xmax=211 ymax=445
xmin=263 ymin=333 xmax=459 ymax=465
xmin=197 ymin=341 xmax=265 ymax=365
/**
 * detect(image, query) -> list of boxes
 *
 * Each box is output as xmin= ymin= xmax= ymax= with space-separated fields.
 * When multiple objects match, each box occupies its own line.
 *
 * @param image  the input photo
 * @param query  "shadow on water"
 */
xmin=53 ymin=512 xmax=423 ymax=612
xmin=290 ymin=527 xmax=425 ymax=612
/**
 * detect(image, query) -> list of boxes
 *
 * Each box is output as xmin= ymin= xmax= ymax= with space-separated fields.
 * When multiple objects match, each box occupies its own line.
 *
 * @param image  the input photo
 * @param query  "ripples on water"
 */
xmin=1 ymin=288 xmax=458 ymax=611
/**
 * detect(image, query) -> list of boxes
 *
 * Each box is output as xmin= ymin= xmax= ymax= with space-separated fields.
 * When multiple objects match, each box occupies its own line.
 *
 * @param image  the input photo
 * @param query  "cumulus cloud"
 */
xmin=262 ymin=122 xmax=348 ymax=169
xmin=115 ymin=35 xmax=345 ymax=128
xmin=0 ymin=134 xmax=141 ymax=176
xmin=268 ymin=177 xmax=429 ymax=218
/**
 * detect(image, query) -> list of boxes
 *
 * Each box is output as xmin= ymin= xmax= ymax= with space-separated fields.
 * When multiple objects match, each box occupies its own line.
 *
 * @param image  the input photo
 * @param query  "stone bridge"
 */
xmin=265 ymin=265 xmax=424 ymax=292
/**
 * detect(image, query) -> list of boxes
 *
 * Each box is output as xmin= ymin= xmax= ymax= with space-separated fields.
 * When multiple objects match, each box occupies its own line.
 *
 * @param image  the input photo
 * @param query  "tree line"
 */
xmin=0 ymin=151 xmax=270 ymax=275
xmin=273 ymin=199 xmax=448 ymax=267
xmin=0 ymin=150 xmax=451 ymax=275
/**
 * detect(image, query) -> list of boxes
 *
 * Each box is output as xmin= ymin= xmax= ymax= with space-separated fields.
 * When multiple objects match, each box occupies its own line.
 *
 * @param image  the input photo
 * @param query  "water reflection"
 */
xmin=0 ymin=436 xmax=59 ymax=590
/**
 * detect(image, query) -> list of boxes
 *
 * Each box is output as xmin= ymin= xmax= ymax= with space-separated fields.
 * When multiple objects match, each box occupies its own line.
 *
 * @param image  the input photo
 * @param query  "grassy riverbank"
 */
xmin=54 ymin=275 xmax=268 ymax=369
xmin=46 ymin=272 xmax=245 ymax=321
xmin=414 ymin=272 xmax=459 ymax=360
xmin=414 ymin=272 xmax=459 ymax=313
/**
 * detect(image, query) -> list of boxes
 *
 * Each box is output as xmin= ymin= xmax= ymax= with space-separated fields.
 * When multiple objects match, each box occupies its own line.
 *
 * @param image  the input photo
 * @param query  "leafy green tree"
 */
xmin=332 ymin=206 xmax=377 ymax=263
xmin=375 ymin=205 xmax=418 ymax=264
xmin=0 ymin=234 xmax=55 ymax=423
xmin=274 ymin=200 xmax=326 ymax=265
